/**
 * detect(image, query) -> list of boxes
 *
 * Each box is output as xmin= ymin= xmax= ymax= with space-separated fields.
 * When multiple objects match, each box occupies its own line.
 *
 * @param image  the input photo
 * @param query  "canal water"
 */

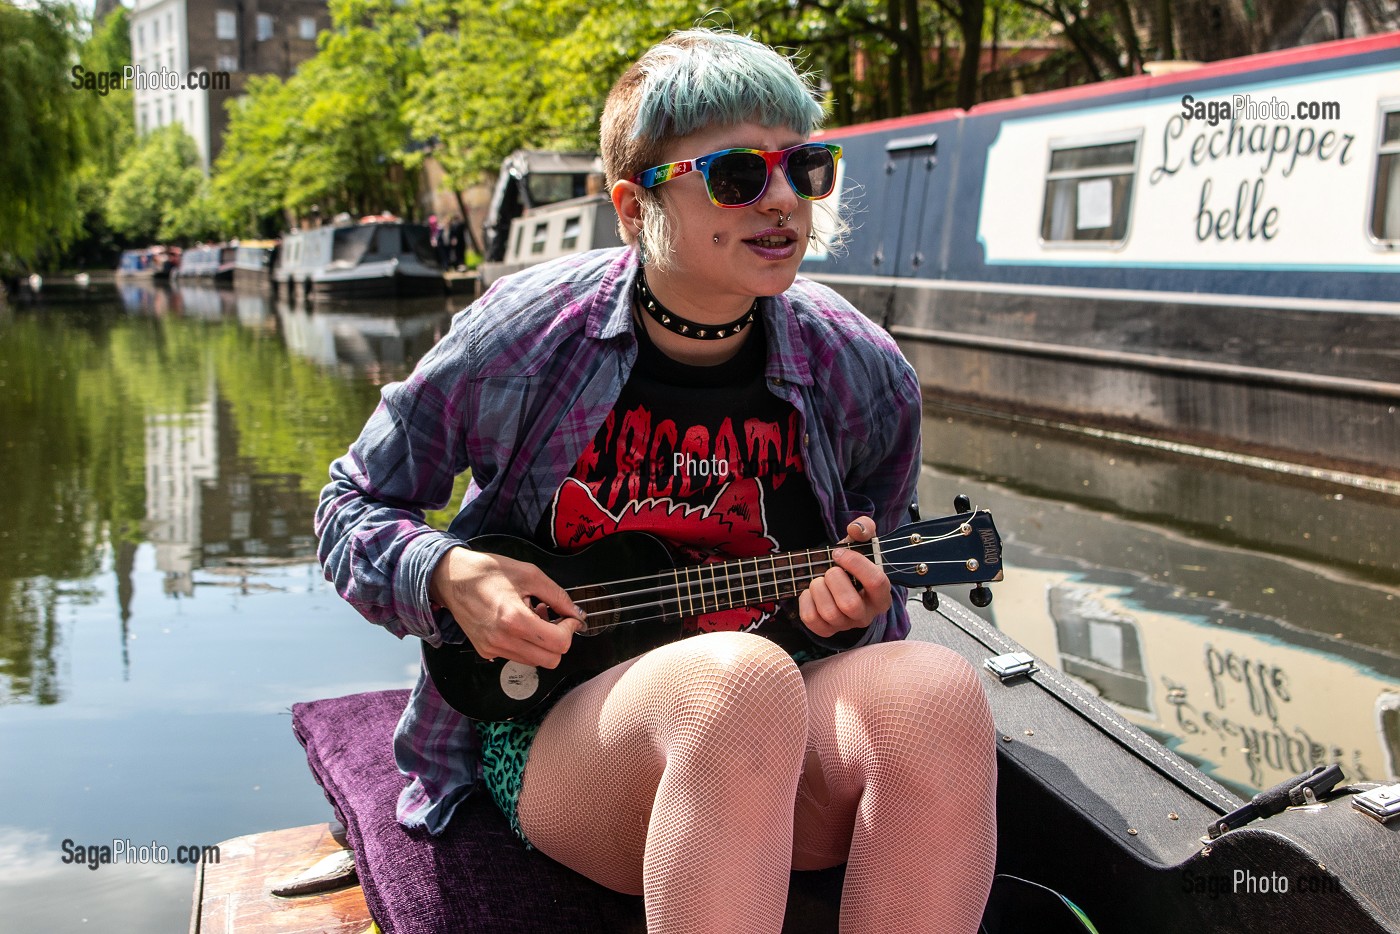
xmin=1 ymin=282 xmax=1397 ymax=932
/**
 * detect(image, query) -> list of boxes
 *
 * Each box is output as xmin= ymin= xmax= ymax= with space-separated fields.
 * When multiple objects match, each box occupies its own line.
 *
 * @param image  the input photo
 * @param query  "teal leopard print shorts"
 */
xmin=478 ymin=710 xmax=547 ymax=847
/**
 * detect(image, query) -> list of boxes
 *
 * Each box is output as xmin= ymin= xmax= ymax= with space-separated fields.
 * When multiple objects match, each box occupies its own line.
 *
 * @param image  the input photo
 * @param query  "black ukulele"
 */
xmin=422 ymin=508 xmax=1004 ymax=722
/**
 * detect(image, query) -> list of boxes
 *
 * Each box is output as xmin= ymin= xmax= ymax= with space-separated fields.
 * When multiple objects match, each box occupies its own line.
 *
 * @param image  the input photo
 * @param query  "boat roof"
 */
xmin=817 ymin=30 xmax=1400 ymax=140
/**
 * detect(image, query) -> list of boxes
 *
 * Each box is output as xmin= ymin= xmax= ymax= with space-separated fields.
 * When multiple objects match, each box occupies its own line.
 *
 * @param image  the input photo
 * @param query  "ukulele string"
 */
xmin=566 ymin=516 xmax=987 ymax=634
xmin=564 ymin=518 xmax=980 ymax=612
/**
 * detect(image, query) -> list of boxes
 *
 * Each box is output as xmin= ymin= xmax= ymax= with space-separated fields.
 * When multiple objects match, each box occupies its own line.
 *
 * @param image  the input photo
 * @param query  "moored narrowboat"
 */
xmin=233 ymin=239 xmax=279 ymax=290
xmin=274 ymin=220 xmax=443 ymax=299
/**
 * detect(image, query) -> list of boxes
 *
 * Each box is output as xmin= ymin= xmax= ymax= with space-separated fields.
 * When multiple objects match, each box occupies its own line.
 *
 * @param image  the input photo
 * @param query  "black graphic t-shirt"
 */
xmin=537 ymin=312 xmax=827 ymax=634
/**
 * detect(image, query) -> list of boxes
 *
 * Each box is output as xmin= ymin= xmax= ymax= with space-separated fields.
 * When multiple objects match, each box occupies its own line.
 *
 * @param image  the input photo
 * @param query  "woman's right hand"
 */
xmin=428 ymin=546 xmax=585 ymax=668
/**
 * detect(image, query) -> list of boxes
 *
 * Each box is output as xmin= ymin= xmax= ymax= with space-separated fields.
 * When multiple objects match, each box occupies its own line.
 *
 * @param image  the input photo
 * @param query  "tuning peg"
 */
xmin=921 ymin=588 xmax=940 ymax=611
xmin=969 ymin=584 xmax=993 ymax=608
xmin=953 ymin=494 xmax=971 ymax=514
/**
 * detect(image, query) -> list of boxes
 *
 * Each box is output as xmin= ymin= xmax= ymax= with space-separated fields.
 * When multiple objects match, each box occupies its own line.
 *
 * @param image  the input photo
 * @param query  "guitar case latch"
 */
xmin=985 ymin=651 xmax=1038 ymax=682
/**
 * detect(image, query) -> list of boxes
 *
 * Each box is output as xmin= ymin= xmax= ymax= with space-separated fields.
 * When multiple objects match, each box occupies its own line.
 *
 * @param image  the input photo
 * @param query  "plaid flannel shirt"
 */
xmin=315 ymin=247 xmax=922 ymax=832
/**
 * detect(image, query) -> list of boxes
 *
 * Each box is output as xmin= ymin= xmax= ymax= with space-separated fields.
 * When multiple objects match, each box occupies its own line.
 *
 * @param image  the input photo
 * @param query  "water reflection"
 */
xmin=0 ymin=283 xmax=455 ymax=706
xmin=919 ymin=402 xmax=1400 ymax=796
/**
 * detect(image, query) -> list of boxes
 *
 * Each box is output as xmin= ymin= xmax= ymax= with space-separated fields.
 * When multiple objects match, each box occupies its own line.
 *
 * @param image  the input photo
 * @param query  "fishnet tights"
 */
xmin=517 ymin=633 xmax=997 ymax=933
xmin=794 ymin=640 xmax=998 ymax=933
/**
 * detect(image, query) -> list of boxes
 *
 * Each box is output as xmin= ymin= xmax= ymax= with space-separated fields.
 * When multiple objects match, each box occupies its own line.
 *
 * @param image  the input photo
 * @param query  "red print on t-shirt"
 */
xmin=550 ymin=476 xmax=780 ymax=633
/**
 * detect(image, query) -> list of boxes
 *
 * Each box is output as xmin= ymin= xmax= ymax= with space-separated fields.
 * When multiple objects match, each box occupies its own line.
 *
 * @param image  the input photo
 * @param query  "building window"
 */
xmin=1371 ymin=110 xmax=1400 ymax=243
xmin=1040 ymin=137 xmax=1139 ymax=244
xmin=257 ymin=14 xmax=274 ymax=41
xmin=217 ymin=54 xmax=239 ymax=72
xmin=216 ymin=10 xmax=237 ymax=40
xmin=299 ymin=16 xmax=316 ymax=40
xmin=153 ymin=18 xmax=159 ymax=41
xmin=139 ymin=105 xmax=148 ymax=133
xmin=136 ymin=24 xmax=144 ymax=50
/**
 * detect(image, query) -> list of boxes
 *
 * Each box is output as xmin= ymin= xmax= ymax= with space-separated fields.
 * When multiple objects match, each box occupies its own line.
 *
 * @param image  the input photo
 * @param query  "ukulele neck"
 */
xmin=662 ymin=539 xmax=879 ymax=619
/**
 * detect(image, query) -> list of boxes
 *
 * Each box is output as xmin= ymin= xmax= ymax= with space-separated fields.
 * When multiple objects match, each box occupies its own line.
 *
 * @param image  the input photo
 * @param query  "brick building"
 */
xmin=128 ymin=0 xmax=330 ymax=169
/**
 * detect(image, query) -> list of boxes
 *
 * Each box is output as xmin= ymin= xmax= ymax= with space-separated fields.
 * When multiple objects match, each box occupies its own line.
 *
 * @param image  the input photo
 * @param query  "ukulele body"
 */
xmin=422 ymin=531 xmax=684 ymax=722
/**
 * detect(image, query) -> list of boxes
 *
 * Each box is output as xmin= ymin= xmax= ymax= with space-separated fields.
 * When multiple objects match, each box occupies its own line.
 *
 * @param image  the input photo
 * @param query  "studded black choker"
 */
xmin=634 ymin=271 xmax=758 ymax=341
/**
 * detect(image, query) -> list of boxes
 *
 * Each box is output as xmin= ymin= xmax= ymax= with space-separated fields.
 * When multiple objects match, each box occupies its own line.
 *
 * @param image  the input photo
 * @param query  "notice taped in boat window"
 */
xmin=1077 ymin=178 xmax=1113 ymax=230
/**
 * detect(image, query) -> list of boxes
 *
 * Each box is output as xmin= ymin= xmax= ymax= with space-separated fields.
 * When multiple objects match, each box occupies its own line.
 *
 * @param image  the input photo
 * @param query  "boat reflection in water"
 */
xmin=272 ymin=294 xmax=453 ymax=381
xmin=919 ymin=403 xmax=1400 ymax=797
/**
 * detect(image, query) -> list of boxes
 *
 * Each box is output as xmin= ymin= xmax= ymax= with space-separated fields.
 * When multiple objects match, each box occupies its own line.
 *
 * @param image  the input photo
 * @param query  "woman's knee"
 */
xmin=827 ymin=641 xmax=995 ymax=752
xmin=644 ymin=632 xmax=809 ymax=765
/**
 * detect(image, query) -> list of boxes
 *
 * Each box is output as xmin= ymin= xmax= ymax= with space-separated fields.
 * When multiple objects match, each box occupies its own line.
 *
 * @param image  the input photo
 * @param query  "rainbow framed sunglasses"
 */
xmin=632 ymin=142 xmax=843 ymax=208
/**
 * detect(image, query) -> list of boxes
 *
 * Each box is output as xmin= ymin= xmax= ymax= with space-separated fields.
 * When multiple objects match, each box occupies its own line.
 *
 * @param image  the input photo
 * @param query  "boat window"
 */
xmin=560 ymin=215 xmax=582 ymax=251
xmin=1041 ymin=138 xmax=1138 ymax=244
xmin=332 ymin=226 xmax=376 ymax=265
xmin=530 ymin=221 xmax=550 ymax=255
xmin=1371 ymin=110 xmax=1400 ymax=243
xmin=403 ymin=225 xmax=438 ymax=266
xmin=510 ymin=224 xmax=524 ymax=261
xmin=526 ymin=173 xmax=588 ymax=208
xmin=1049 ymin=586 xmax=1149 ymax=711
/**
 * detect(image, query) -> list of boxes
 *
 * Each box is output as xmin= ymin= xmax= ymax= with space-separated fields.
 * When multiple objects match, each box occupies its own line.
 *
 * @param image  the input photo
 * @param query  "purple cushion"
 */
xmin=292 ymin=689 xmax=841 ymax=933
xmin=292 ymin=690 xmax=645 ymax=933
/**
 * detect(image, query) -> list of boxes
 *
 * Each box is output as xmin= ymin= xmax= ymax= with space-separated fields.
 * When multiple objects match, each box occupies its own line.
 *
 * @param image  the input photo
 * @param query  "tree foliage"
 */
xmin=0 ymin=1 xmax=87 ymax=269
xmin=214 ymin=0 xmax=425 ymax=235
xmin=72 ymin=6 xmax=137 ymax=267
xmin=106 ymin=124 xmax=219 ymax=242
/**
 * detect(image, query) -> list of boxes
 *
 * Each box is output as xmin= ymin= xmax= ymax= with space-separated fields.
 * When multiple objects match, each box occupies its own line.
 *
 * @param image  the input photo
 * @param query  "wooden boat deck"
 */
xmin=190 ymin=823 xmax=373 ymax=934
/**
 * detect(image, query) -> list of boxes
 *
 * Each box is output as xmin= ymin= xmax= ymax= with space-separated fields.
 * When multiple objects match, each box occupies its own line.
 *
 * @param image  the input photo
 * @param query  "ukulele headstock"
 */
xmin=884 ymin=496 xmax=1003 ymax=608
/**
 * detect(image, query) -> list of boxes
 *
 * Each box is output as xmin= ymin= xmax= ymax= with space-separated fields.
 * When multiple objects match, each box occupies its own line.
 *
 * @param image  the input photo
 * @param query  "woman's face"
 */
xmin=645 ymin=120 xmax=814 ymax=311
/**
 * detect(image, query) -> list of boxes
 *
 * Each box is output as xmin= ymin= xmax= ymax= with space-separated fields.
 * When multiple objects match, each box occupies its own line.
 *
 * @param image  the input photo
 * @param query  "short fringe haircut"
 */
xmin=601 ymin=28 xmax=840 ymax=269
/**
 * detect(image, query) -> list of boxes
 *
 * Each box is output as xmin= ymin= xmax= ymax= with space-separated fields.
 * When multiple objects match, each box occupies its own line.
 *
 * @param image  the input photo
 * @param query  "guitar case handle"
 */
xmin=1206 ymin=763 xmax=1346 ymax=839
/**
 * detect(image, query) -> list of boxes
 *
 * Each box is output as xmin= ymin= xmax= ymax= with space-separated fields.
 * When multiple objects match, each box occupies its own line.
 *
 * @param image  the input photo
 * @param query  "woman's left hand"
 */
xmin=798 ymin=516 xmax=893 ymax=637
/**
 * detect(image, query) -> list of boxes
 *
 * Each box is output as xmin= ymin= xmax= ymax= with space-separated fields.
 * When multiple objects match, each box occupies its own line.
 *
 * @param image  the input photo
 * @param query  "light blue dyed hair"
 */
xmin=623 ymin=30 xmax=824 ymax=166
xmin=601 ymin=29 xmax=839 ymax=268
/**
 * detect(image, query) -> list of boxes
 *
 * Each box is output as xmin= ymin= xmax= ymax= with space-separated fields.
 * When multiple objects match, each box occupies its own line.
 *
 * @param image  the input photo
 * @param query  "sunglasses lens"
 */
xmin=786 ymin=145 xmax=836 ymax=199
xmin=707 ymin=151 xmax=770 ymax=206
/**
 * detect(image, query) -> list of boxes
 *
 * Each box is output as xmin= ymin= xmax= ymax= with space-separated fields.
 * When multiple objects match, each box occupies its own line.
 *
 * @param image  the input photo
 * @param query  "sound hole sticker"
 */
xmin=499 ymin=661 xmax=540 ymax=700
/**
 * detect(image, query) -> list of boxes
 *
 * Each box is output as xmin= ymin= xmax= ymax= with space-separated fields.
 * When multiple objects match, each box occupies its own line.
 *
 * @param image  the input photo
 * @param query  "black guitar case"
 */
xmin=902 ymin=596 xmax=1400 ymax=934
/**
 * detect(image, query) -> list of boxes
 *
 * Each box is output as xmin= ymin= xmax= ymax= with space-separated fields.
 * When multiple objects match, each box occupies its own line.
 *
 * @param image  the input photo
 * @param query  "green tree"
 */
xmin=105 ymin=124 xmax=220 ymax=242
xmin=69 ymin=6 xmax=137 ymax=267
xmin=211 ymin=0 xmax=424 ymax=231
xmin=212 ymin=75 xmax=299 ymax=236
xmin=0 ymin=1 xmax=87 ymax=271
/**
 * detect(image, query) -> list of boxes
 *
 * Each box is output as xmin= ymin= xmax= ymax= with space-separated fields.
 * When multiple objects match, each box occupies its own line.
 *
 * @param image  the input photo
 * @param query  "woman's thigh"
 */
xmin=516 ymin=630 xmax=808 ymax=895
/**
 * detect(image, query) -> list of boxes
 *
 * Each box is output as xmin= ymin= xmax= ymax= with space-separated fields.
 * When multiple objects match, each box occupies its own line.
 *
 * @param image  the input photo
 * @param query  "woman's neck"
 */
xmin=635 ymin=267 xmax=760 ymax=366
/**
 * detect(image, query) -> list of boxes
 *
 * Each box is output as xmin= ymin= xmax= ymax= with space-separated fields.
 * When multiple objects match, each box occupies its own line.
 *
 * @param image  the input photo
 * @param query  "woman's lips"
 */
xmin=743 ymin=227 xmax=799 ymax=259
